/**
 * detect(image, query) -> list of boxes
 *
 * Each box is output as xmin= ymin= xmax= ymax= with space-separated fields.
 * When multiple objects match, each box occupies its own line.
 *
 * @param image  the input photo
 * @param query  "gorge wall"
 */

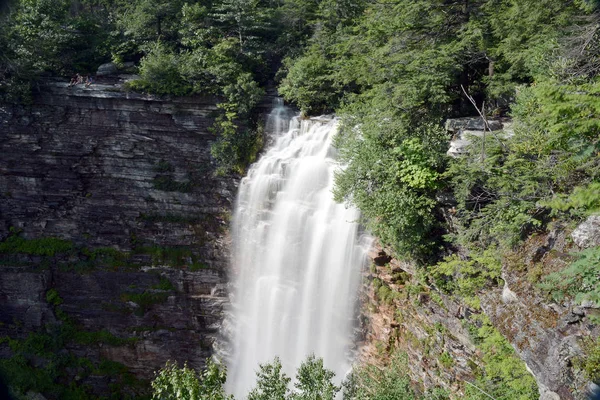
xmin=0 ymin=80 xmax=236 ymax=397
xmin=358 ymin=120 xmax=600 ymax=400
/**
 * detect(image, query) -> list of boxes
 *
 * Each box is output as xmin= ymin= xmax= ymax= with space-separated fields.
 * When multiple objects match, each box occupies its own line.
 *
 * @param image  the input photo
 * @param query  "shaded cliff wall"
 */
xmin=0 ymin=82 xmax=237 ymax=397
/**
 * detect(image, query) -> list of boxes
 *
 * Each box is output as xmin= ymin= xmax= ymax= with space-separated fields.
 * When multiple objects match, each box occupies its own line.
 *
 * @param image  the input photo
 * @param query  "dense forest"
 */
xmin=1 ymin=0 xmax=600 ymax=399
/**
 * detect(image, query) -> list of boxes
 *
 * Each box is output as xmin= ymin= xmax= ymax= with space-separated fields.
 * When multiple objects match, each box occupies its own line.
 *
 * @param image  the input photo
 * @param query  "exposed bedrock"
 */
xmin=360 ymin=230 xmax=599 ymax=399
xmin=0 ymin=81 xmax=237 ymax=396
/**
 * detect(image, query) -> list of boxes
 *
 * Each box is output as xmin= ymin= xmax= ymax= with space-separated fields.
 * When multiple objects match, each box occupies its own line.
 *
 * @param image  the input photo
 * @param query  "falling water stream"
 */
xmin=225 ymin=100 xmax=370 ymax=397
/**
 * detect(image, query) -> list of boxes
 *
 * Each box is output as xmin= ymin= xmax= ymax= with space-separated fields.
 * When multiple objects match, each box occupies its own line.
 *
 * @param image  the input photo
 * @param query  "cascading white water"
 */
xmin=226 ymin=100 xmax=369 ymax=397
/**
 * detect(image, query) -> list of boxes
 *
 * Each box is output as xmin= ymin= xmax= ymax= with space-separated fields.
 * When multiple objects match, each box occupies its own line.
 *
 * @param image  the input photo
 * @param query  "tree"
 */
xmin=151 ymin=359 xmax=232 ymax=400
xmin=118 ymin=0 xmax=185 ymax=46
xmin=290 ymin=355 xmax=339 ymax=400
xmin=247 ymin=357 xmax=291 ymax=400
xmin=212 ymin=0 xmax=272 ymax=55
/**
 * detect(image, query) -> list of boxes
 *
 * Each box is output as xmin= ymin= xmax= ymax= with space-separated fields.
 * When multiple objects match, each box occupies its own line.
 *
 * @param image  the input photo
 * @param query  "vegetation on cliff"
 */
xmin=277 ymin=0 xmax=600 ymax=397
xmin=2 ymin=0 xmax=600 ymax=398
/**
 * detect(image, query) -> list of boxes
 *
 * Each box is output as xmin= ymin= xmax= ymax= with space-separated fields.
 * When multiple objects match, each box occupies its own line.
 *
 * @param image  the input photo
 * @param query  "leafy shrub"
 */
xmin=542 ymin=182 xmax=600 ymax=217
xmin=465 ymin=316 xmax=539 ymax=400
xmin=210 ymin=107 xmax=264 ymax=175
xmin=248 ymin=357 xmax=290 ymax=400
xmin=333 ymin=117 xmax=448 ymax=260
xmin=343 ymin=351 xmax=416 ymax=400
xmin=152 ymin=277 xmax=176 ymax=291
xmin=430 ymin=249 xmax=502 ymax=299
xmin=448 ymin=77 xmax=600 ymax=252
xmin=127 ymin=42 xmax=192 ymax=96
xmin=278 ymin=48 xmax=341 ymax=115
xmin=438 ymin=352 xmax=454 ymax=368
xmin=291 ymin=355 xmax=339 ymax=400
xmin=538 ymin=246 xmax=600 ymax=307
xmin=151 ymin=360 xmax=231 ymax=400
xmin=45 ymin=288 xmax=63 ymax=307
xmin=575 ymin=336 xmax=600 ymax=382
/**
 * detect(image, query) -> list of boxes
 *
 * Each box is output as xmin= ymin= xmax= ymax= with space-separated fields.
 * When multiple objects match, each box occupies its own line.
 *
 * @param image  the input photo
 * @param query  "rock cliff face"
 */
xmin=0 ymin=81 xmax=234 ymax=258
xmin=359 ymin=219 xmax=599 ymax=400
xmin=0 ymin=81 xmax=237 ymax=397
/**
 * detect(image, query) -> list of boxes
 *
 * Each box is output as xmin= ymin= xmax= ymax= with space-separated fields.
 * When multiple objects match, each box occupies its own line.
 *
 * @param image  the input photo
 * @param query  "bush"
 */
xmin=343 ymin=351 xmax=416 ymax=400
xmin=127 ymin=42 xmax=192 ymax=96
xmin=576 ymin=336 xmax=600 ymax=383
xmin=464 ymin=316 xmax=539 ymax=400
xmin=538 ymin=246 xmax=600 ymax=308
xmin=151 ymin=360 xmax=232 ymax=400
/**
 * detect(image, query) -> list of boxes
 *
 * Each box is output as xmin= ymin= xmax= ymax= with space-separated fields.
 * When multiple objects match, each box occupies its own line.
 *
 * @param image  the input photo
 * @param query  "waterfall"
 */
xmin=225 ymin=100 xmax=370 ymax=397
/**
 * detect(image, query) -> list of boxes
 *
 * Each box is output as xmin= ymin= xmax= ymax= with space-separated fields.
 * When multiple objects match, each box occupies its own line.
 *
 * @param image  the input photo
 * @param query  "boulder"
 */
xmin=445 ymin=117 xmax=506 ymax=158
xmin=96 ymin=62 xmax=118 ymax=76
xmin=96 ymin=62 xmax=136 ymax=76
xmin=571 ymin=215 xmax=600 ymax=248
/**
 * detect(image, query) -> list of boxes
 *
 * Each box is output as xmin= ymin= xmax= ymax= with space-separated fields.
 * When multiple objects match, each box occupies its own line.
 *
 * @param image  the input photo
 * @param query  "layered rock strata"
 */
xmin=0 ymin=81 xmax=236 ymax=396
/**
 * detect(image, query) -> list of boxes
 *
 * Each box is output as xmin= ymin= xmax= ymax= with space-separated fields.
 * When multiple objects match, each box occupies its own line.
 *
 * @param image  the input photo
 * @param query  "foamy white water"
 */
xmin=226 ymin=100 xmax=369 ymax=397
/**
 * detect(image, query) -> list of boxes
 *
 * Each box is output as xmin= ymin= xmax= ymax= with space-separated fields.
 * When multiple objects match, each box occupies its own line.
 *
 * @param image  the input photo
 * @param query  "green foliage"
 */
xmin=212 ymin=0 xmax=273 ymax=56
xmin=538 ymin=246 xmax=600 ymax=307
xmin=0 ymin=231 xmax=74 ymax=257
xmin=576 ymin=336 xmax=600 ymax=382
xmin=333 ymin=118 xmax=447 ymax=259
xmin=45 ymin=288 xmax=63 ymax=307
xmin=117 ymin=0 xmax=184 ymax=45
xmin=248 ymin=357 xmax=291 ymax=400
xmin=438 ymin=352 xmax=454 ymax=369
xmin=0 ymin=322 xmax=143 ymax=399
xmin=128 ymin=42 xmax=192 ymax=96
xmin=152 ymin=277 xmax=176 ymax=291
xmin=291 ymin=355 xmax=339 ymax=400
xmin=464 ymin=316 xmax=538 ymax=400
xmin=211 ymin=107 xmax=264 ymax=175
xmin=278 ymin=0 xmax=600 ymax=261
xmin=430 ymin=249 xmax=502 ymax=299
xmin=278 ymin=47 xmax=341 ymax=115
xmin=0 ymin=0 xmax=111 ymax=101
xmin=343 ymin=351 xmax=416 ymax=400
xmin=543 ymin=182 xmax=600 ymax=217
xmin=151 ymin=360 xmax=232 ymax=400
xmin=448 ymin=73 xmax=600 ymax=251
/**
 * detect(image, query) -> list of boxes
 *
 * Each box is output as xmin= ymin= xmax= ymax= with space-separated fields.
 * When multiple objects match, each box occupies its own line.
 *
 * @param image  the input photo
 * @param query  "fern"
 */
xmin=539 ymin=246 xmax=600 ymax=307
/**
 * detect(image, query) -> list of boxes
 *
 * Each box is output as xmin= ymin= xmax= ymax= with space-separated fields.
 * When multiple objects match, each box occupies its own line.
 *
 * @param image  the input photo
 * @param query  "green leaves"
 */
xmin=128 ymin=42 xmax=192 ymax=95
xmin=248 ymin=357 xmax=291 ymax=400
xmin=464 ymin=316 xmax=539 ymax=400
xmin=343 ymin=351 xmax=416 ymax=400
xmin=151 ymin=359 xmax=232 ymax=400
xmin=152 ymin=356 xmax=340 ymax=400
xmin=291 ymin=356 xmax=339 ymax=400
xmin=539 ymin=246 xmax=600 ymax=307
